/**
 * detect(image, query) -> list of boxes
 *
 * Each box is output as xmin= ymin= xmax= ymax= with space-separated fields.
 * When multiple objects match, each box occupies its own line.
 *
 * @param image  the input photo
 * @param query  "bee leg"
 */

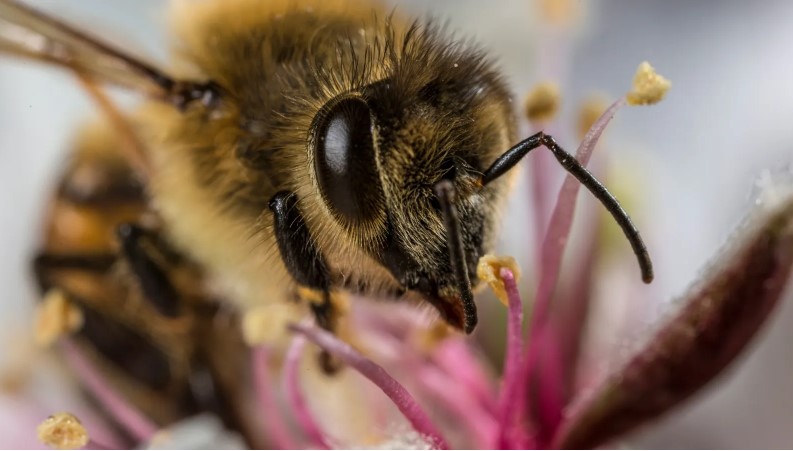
xmin=115 ymin=223 xmax=181 ymax=317
xmin=269 ymin=191 xmax=341 ymax=372
xmin=33 ymin=252 xmax=117 ymax=292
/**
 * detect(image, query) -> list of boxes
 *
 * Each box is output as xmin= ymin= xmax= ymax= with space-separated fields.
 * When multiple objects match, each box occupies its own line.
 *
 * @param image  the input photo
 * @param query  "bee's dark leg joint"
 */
xmin=116 ymin=223 xmax=181 ymax=317
xmin=481 ymin=132 xmax=654 ymax=283
xmin=480 ymin=132 xmax=545 ymax=185
xmin=434 ymin=180 xmax=478 ymax=334
xmin=269 ymin=191 xmax=340 ymax=372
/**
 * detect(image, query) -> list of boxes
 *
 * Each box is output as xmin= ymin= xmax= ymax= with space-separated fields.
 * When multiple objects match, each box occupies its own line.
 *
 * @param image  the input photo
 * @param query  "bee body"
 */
xmin=34 ymin=123 xmax=258 ymax=443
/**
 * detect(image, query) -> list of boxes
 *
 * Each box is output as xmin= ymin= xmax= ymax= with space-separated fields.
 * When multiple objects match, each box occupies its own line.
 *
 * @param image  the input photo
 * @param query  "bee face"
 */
xmin=309 ymin=46 xmax=517 ymax=327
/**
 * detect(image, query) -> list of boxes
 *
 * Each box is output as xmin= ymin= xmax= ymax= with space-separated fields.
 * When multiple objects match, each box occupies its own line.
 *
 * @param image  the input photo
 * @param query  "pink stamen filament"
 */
xmin=531 ymin=98 xmax=625 ymax=338
xmin=353 ymin=322 xmax=497 ymax=448
xmin=494 ymin=267 xmax=530 ymax=449
xmin=252 ymin=346 xmax=301 ymax=450
xmin=522 ymin=98 xmax=626 ymax=442
xmin=283 ymin=336 xmax=332 ymax=449
xmin=60 ymin=340 xmax=158 ymax=443
xmin=553 ymin=202 xmax=603 ymax=394
xmin=531 ymin=143 xmax=556 ymax=251
xmin=290 ymin=323 xmax=450 ymax=450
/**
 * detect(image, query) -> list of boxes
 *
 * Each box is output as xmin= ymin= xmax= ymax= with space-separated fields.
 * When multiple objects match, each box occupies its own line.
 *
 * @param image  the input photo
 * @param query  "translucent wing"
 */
xmin=0 ymin=0 xmax=217 ymax=108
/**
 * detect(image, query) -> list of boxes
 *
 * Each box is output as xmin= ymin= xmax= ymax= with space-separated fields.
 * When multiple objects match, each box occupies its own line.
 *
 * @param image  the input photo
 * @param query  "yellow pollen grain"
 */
xmin=34 ymin=290 xmax=84 ymax=347
xmin=37 ymin=413 xmax=89 ymax=450
xmin=626 ymin=61 xmax=671 ymax=106
xmin=524 ymin=81 xmax=561 ymax=122
xmin=414 ymin=321 xmax=455 ymax=354
xmin=476 ymin=255 xmax=521 ymax=306
xmin=296 ymin=287 xmax=325 ymax=306
xmin=241 ymin=303 xmax=302 ymax=346
xmin=577 ymin=93 xmax=609 ymax=140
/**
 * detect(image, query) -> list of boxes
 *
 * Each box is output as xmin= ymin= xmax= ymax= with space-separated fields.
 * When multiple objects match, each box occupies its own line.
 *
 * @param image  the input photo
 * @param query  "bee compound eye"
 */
xmin=314 ymin=97 xmax=382 ymax=222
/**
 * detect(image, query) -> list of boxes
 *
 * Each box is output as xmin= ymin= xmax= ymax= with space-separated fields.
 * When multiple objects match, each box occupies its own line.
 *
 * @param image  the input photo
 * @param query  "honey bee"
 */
xmin=1 ymin=0 xmax=652 ymax=445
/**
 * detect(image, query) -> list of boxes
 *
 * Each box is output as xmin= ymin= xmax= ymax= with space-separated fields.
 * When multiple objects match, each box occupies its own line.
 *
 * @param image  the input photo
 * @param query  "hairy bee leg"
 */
xmin=268 ymin=191 xmax=341 ymax=372
xmin=268 ymin=191 xmax=334 ymax=323
xmin=116 ymin=223 xmax=181 ymax=317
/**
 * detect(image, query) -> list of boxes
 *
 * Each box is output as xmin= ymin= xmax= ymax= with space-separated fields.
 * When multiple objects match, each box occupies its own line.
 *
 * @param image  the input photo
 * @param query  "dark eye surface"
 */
xmin=315 ymin=97 xmax=381 ymax=222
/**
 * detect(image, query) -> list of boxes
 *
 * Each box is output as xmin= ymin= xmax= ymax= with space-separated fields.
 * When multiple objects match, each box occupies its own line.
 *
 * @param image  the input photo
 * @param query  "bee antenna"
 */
xmin=434 ymin=180 xmax=478 ymax=333
xmin=480 ymin=132 xmax=654 ymax=283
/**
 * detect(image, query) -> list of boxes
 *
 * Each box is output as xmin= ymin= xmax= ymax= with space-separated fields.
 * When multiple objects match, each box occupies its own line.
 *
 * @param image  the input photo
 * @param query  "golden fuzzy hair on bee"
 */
xmin=134 ymin=0 xmax=517 ymax=317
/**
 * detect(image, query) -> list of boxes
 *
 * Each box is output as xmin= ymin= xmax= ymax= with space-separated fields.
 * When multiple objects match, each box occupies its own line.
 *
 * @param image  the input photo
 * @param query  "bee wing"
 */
xmin=0 ymin=0 xmax=203 ymax=104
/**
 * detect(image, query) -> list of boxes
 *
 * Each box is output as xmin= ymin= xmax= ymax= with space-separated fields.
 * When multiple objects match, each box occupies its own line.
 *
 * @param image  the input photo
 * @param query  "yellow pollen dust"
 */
xmin=414 ymin=321 xmax=456 ymax=354
xmin=476 ymin=255 xmax=521 ymax=306
xmin=34 ymin=290 xmax=84 ymax=347
xmin=242 ymin=303 xmax=302 ymax=346
xmin=37 ymin=413 xmax=89 ymax=450
xmin=524 ymin=81 xmax=561 ymax=122
xmin=626 ymin=61 xmax=671 ymax=106
xmin=577 ymin=93 xmax=609 ymax=140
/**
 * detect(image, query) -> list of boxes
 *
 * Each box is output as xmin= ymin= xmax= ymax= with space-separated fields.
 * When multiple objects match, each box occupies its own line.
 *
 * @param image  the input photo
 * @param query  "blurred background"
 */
xmin=1 ymin=0 xmax=792 ymax=448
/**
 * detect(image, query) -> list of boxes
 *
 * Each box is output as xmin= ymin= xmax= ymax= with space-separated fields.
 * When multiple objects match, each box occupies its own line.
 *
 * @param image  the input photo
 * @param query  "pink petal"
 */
xmin=291 ymin=323 xmax=450 ymax=450
xmin=553 ymin=192 xmax=793 ymax=449
xmin=415 ymin=365 xmax=498 ymax=449
xmin=352 ymin=318 xmax=497 ymax=448
xmin=282 ymin=335 xmax=332 ymax=449
xmin=0 ymin=395 xmax=52 ymax=449
xmin=527 ymin=324 xmax=566 ymax=448
xmin=252 ymin=346 xmax=301 ymax=450
xmin=60 ymin=340 xmax=157 ymax=443
xmin=431 ymin=339 xmax=498 ymax=415
xmin=83 ymin=439 xmax=111 ymax=450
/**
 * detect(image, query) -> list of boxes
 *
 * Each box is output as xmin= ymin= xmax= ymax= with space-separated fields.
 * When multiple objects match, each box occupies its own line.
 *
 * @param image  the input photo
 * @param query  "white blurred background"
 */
xmin=1 ymin=0 xmax=792 ymax=448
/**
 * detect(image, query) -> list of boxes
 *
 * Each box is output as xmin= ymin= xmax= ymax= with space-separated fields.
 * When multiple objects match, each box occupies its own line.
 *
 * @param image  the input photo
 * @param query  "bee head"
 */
xmin=310 ymin=53 xmax=517 ymax=331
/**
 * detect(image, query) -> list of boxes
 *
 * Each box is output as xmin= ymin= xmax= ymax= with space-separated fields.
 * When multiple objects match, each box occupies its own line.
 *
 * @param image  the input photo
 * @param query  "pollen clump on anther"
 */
xmin=626 ymin=61 xmax=671 ymax=106
xmin=477 ymin=255 xmax=521 ymax=306
xmin=34 ymin=289 xmax=84 ymax=347
xmin=524 ymin=81 xmax=561 ymax=122
xmin=37 ymin=413 xmax=89 ymax=450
